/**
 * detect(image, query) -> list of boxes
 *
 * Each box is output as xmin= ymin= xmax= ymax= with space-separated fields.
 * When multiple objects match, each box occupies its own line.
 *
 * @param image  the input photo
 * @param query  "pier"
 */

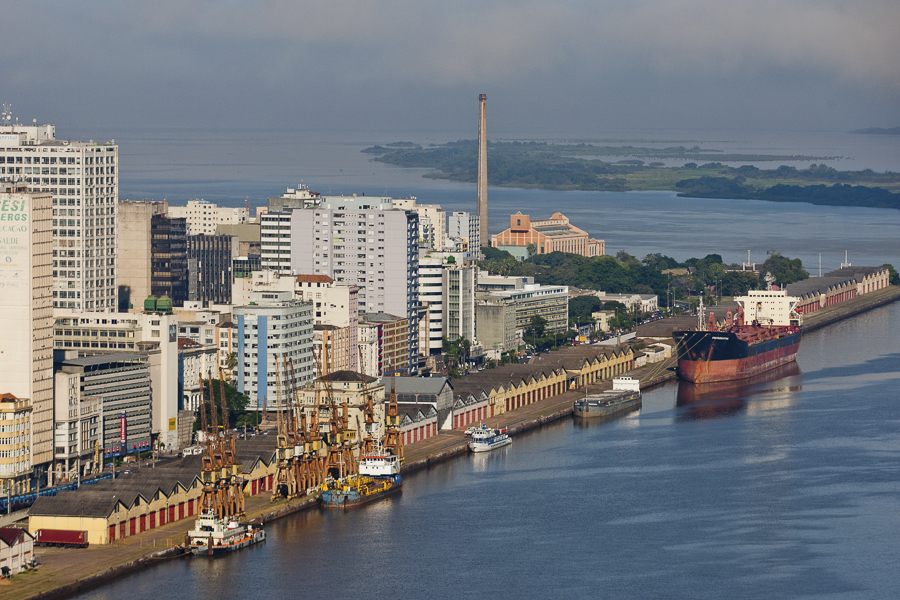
xmin=9 ymin=285 xmax=899 ymax=600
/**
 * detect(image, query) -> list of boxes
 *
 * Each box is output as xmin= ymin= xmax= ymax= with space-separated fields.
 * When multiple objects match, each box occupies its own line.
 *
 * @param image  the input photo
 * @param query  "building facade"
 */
xmin=289 ymin=197 xmax=419 ymax=372
xmin=186 ymin=234 xmax=236 ymax=305
xmin=117 ymin=200 xmax=168 ymax=311
xmin=167 ymin=199 xmax=248 ymax=235
xmin=0 ymin=121 xmax=118 ymax=312
xmin=0 ymin=394 xmax=33 ymax=494
xmin=55 ymin=353 xmax=152 ymax=460
xmin=52 ymin=310 xmax=182 ymax=451
xmin=482 ymin=283 xmax=569 ymax=334
xmin=0 ymin=188 xmax=53 ymax=485
xmin=52 ymin=372 xmax=101 ymax=481
xmin=443 ymin=266 xmax=476 ymax=343
xmin=232 ymin=292 xmax=315 ymax=411
xmin=491 ymin=212 xmax=604 ymax=258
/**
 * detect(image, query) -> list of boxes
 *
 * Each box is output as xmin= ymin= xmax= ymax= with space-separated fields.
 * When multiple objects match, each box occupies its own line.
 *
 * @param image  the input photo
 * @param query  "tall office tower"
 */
xmin=118 ymin=200 xmax=168 ymax=310
xmin=477 ymin=93 xmax=488 ymax=249
xmin=186 ymin=234 xmax=237 ymax=305
xmin=0 ymin=186 xmax=53 ymax=490
xmin=0 ymin=114 xmax=118 ymax=312
xmin=289 ymin=196 xmax=420 ymax=373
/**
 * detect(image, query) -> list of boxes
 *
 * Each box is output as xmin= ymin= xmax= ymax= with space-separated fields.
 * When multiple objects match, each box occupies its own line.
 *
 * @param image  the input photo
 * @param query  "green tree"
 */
xmin=195 ymin=378 xmax=250 ymax=431
xmin=526 ymin=315 xmax=547 ymax=339
xmin=882 ymin=264 xmax=899 ymax=285
xmin=762 ymin=252 xmax=809 ymax=286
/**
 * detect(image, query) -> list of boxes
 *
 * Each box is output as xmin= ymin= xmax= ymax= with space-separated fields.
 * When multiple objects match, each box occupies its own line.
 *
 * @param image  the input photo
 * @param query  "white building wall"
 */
xmin=0 ymin=123 xmax=118 ymax=313
xmin=167 ymin=199 xmax=248 ymax=236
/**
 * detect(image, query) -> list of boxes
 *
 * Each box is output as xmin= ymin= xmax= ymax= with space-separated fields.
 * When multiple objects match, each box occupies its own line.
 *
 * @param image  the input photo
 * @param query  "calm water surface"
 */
xmin=68 ymin=125 xmax=900 ymax=270
xmin=77 ymin=302 xmax=900 ymax=599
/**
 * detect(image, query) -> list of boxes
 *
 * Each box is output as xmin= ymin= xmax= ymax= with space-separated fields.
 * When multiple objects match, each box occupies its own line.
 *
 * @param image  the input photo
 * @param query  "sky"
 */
xmin=3 ymin=0 xmax=900 ymax=137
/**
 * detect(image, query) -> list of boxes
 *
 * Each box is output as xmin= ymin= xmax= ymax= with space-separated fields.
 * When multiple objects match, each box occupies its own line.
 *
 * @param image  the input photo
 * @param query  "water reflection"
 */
xmin=572 ymin=406 xmax=642 ymax=429
xmin=676 ymin=362 xmax=802 ymax=421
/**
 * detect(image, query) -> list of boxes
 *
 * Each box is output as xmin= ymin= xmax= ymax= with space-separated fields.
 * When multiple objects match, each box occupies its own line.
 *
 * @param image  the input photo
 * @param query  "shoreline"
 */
xmin=13 ymin=287 xmax=899 ymax=600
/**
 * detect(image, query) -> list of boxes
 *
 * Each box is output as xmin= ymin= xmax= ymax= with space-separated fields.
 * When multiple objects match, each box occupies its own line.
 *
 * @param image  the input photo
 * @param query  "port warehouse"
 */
xmin=26 ymin=345 xmax=634 ymax=545
xmin=394 ymin=346 xmax=635 ymax=442
xmin=27 ymin=437 xmax=281 ymax=545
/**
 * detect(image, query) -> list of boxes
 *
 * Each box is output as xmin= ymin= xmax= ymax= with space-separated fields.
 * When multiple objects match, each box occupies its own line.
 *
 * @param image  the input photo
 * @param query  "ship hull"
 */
xmin=320 ymin=477 xmax=402 ymax=509
xmin=674 ymin=329 xmax=801 ymax=383
xmin=189 ymin=530 xmax=266 ymax=556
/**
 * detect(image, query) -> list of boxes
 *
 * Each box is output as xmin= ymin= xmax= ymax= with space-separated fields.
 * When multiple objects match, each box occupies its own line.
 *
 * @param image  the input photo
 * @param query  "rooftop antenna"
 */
xmin=819 ymin=253 xmax=822 ymax=277
xmin=840 ymin=250 xmax=850 ymax=269
xmin=1 ymin=104 xmax=11 ymax=128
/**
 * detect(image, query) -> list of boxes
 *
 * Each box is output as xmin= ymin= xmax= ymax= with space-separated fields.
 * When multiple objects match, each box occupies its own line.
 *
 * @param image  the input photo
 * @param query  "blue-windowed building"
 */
xmin=232 ymin=291 xmax=314 ymax=412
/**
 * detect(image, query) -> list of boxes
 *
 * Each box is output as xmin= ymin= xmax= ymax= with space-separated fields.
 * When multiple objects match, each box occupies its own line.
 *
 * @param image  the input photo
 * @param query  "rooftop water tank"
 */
xmin=144 ymin=296 xmax=158 ymax=312
xmin=157 ymin=295 xmax=173 ymax=314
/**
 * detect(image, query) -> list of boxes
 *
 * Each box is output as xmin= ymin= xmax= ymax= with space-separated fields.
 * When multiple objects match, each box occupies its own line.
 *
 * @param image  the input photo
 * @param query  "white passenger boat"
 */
xmin=467 ymin=424 xmax=512 ymax=453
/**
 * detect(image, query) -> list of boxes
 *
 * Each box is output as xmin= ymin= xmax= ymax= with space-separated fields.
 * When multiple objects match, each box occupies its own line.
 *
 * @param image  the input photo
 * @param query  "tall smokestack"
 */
xmin=477 ymin=93 xmax=488 ymax=249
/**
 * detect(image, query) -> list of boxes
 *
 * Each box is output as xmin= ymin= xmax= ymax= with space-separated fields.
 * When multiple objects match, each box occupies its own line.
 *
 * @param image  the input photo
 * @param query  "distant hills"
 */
xmin=850 ymin=127 xmax=900 ymax=135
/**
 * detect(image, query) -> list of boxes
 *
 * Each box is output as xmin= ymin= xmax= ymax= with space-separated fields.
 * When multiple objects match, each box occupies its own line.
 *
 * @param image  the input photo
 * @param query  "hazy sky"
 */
xmin=4 ymin=1 xmax=899 ymax=136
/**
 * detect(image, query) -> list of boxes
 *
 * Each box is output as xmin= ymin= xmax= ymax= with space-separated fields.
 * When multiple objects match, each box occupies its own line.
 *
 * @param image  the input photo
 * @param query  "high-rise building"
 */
xmin=0 ymin=186 xmax=53 ymax=490
xmin=443 ymin=265 xmax=476 ymax=343
xmin=477 ymin=94 xmax=488 ymax=248
xmin=117 ymin=200 xmax=168 ymax=310
xmin=288 ymin=196 xmax=420 ymax=372
xmin=232 ymin=291 xmax=315 ymax=411
xmin=167 ymin=199 xmax=248 ymax=236
xmin=0 ymin=117 xmax=118 ymax=312
xmin=447 ymin=211 xmax=480 ymax=259
xmin=186 ymin=233 xmax=237 ymax=305
xmin=151 ymin=214 xmax=188 ymax=305
xmin=392 ymin=198 xmax=446 ymax=251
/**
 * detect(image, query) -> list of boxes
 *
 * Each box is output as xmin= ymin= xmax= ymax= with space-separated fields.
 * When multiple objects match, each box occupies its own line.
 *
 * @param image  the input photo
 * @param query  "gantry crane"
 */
xmin=272 ymin=354 xmax=299 ymax=500
xmin=382 ymin=377 xmax=404 ymax=464
xmin=197 ymin=370 xmax=244 ymax=518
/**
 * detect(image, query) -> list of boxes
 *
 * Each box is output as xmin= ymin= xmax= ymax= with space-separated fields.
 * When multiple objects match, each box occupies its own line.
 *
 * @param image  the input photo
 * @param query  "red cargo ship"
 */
xmin=673 ymin=290 xmax=802 ymax=384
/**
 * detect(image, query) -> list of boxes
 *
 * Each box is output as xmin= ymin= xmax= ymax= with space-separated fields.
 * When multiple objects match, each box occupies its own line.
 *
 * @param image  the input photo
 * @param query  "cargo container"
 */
xmin=34 ymin=529 xmax=88 ymax=548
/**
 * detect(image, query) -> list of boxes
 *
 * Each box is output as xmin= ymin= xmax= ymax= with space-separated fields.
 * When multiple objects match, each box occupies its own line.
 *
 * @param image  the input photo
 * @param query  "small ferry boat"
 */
xmin=573 ymin=376 xmax=642 ymax=418
xmin=468 ymin=424 xmax=512 ymax=453
xmin=321 ymin=448 xmax=403 ymax=509
xmin=187 ymin=510 xmax=266 ymax=556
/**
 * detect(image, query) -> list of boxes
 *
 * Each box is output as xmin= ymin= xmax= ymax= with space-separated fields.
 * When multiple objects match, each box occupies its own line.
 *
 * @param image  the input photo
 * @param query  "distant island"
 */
xmin=850 ymin=127 xmax=900 ymax=135
xmin=362 ymin=140 xmax=900 ymax=209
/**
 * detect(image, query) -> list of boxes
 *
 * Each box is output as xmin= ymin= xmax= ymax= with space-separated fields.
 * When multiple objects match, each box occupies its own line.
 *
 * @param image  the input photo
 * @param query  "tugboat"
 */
xmin=186 ymin=510 xmax=266 ymax=556
xmin=573 ymin=376 xmax=642 ymax=418
xmin=320 ymin=442 xmax=403 ymax=508
xmin=468 ymin=423 xmax=512 ymax=453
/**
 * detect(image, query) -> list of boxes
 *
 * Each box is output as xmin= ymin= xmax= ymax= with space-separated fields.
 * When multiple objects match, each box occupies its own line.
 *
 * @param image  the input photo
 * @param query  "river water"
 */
xmin=75 ymin=301 xmax=900 ymax=599
xmin=71 ymin=124 xmax=900 ymax=270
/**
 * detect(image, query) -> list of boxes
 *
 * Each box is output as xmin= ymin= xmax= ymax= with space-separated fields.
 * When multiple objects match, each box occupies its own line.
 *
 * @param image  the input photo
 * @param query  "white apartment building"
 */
xmin=595 ymin=291 xmax=659 ymax=314
xmin=392 ymin=198 xmax=446 ymax=252
xmin=418 ymin=252 xmax=471 ymax=355
xmin=0 ymin=119 xmax=119 ymax=312
xmin=447 ymin=211 xmax=480 ymax=258
xmin=288 ymin=196 xmax=420 ymax=372
xmin=0 ymin=187 xmax=53 ymax=487
xmin=167 ymin=199 xmax=249 ymax=236
xmin=52 ymin=310 xmax=182 ymax=450
xmin=443 ymin=266 xmax=476 ymax=343
xmin=418 ymin=255 xmax=446 ymax=356
xmin=232 ymin=292 xmax=315 ymax=411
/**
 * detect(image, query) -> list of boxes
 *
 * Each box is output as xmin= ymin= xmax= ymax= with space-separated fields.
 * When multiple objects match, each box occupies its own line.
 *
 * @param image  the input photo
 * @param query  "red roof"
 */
xmin=178 ymin=338 xmax=202 ymax=349
xmin=296 ymin=274 xmax=334 ymax=283
xmin=0 ymin=527 xmax=30 ymax=546
xmin=0 ymin=392 xmax=19 ymax=402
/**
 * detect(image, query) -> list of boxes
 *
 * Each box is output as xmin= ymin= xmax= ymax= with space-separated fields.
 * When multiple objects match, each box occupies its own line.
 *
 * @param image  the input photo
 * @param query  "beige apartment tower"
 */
xmin=477 ymin=94 xmax=488 ymax=249
xmin=0 ymin=186 xmax=53 ymax=489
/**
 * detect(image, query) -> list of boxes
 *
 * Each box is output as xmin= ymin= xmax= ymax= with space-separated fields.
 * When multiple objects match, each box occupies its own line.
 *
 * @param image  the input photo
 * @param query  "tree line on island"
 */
xmin=362 ymin=140 xmax=900 ymax=209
